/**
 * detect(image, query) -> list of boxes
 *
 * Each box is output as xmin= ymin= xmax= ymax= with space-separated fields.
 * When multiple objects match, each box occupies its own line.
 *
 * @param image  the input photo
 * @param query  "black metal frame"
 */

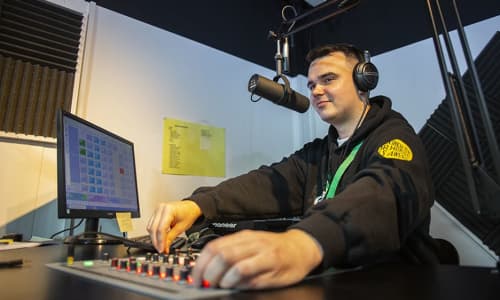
xmin=425 ymin=0 xmax=500 ymax=216
xmin=269 ymin=0 xmax=360 ymax=77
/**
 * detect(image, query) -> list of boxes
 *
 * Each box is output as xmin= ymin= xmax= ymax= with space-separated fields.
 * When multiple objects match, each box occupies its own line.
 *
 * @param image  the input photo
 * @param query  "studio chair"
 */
xmin=434 ymin=238 xmax=460 ymax=265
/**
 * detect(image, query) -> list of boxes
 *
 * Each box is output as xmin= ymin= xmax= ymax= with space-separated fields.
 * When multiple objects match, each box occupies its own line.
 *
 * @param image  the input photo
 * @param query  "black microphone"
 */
xmin=247 ymin=74 xmax=310 ymax=113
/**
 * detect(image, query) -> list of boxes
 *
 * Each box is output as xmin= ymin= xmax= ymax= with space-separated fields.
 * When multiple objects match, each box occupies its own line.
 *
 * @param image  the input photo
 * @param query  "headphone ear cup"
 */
xmin=353 ymin=61 xmax=379 ymax=92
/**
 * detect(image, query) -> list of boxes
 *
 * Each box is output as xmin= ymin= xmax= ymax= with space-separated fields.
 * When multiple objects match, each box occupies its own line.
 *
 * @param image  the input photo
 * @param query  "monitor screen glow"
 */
xmin=57 ymin=110 xmax=140 ymax=219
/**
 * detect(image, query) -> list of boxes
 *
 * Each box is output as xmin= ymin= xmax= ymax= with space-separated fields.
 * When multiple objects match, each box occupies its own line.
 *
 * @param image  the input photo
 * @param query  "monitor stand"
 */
xmin=64 ymin=218 xmax=122 ymax=245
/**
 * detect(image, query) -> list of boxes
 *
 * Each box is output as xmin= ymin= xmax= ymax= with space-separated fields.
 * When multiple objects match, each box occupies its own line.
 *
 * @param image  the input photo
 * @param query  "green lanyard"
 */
xmin=325 ymin=141 xmax=363 ymax=199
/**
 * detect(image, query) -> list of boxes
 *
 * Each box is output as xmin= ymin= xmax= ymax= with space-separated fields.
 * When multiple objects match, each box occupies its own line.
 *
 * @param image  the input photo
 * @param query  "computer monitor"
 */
xmin=57 ymin=110 xmax=140 ymax=244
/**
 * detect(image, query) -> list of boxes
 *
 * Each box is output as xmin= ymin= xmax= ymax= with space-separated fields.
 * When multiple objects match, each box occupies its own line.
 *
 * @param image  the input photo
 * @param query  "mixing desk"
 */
xmin=47 ymin=249 xmax=234 ymax=300
xmin=2 ymin=243 xmax=499 ymax=300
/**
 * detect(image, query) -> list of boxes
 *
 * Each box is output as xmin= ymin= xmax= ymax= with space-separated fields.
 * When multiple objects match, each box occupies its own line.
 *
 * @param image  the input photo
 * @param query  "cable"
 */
xmin=339 ymin=99 xmax=369 ymax=161
xmin=281 ymin=5 xmax=298 ymax=33
xmin=67 ymin=231 xmax=195 ymax=254
xmin=49 ymin=218 xmax=85 ymax=239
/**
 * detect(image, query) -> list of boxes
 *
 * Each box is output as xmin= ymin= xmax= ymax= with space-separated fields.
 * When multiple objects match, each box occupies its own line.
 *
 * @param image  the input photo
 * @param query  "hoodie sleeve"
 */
xmin=187 ymin=140 xmax=324 ymax=221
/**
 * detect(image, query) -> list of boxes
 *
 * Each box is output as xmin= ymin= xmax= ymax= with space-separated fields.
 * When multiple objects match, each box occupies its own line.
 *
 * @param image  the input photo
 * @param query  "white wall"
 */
xmin=0 ymin=1 xmax=310 ymax=239
xmin=79 ymin=5 xmax=314 ymax=236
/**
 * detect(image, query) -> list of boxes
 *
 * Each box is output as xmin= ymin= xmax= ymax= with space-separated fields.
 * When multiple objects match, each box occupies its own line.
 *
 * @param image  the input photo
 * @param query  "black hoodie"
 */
xmin=188 ymin=96 xmax=438 ymax=269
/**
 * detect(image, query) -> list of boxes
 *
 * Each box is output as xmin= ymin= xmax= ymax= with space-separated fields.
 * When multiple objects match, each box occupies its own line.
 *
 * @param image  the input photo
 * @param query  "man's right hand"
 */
xmin=146 ymin=200 xmax=202 ymax=253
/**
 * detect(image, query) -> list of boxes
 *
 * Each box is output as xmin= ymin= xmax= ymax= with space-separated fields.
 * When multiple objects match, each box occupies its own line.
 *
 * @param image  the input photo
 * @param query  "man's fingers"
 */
xmin=192 ymin=230 xmax=321 ymax=289
xmin=147 ymin=209 xmax=160 ymax=249
xmin=202 ymin=254 xmax=229 ymax=286
xmin=164 ymin=226 xmax=183 ymax=253
xmin=218 ymin=265 xmax=242 ymax=288
xmin=146 ymin=214 xmax=154 ymax=232
xmin=149 ymin=204 xmax=174 ymax=253
xmin=192 ymin=231 xmax=268 ymax=287
xmin=218 ymin=249 xmax=274 ymax=288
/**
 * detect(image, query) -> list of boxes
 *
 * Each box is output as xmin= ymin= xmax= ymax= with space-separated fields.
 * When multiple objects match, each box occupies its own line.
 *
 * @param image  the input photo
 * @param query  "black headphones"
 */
xmin=353 ymin=49 xmax=379 ymax=92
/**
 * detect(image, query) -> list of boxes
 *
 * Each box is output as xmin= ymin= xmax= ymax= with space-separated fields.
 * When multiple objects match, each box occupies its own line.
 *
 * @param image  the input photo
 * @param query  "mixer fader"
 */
xmin=46 ymin=249 xmax=234 ymax=300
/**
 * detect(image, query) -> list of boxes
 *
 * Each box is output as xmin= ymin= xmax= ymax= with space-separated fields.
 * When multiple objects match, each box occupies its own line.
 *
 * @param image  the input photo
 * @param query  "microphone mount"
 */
xmin=249 ymin=0 xmax=360 ymax=112
xmin=280 ymin=0 xmax=360 ymax=39
xmin=267 ymin=0 xmax=360 ymax=78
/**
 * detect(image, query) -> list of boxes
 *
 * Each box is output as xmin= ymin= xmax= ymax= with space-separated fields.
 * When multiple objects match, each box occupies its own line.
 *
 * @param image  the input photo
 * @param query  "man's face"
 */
xmin=307 ymin=51 xmax=364 ymax=126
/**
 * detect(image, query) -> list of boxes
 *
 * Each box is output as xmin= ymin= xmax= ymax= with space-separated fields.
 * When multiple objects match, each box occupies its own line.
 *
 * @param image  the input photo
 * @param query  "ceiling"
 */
xmin=88 ymin=0 xmax=500 ymax=76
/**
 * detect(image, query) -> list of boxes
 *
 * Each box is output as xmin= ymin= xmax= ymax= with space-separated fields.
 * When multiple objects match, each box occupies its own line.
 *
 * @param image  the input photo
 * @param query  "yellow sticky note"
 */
xmin=116 ymin=212 xmax=133 ymax=233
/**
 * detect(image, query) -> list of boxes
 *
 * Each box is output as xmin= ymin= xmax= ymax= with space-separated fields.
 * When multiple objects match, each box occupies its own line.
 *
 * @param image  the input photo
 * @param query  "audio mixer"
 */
xmin=45 ymin=219 xmax=299 ymax=299
xmin=46 ymin=250 xmax=234 ymax=300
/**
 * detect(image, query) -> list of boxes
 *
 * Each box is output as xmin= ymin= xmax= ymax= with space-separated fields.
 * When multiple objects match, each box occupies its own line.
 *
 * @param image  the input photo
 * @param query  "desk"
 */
xmin=0 ymin=244 xmax=499 ymax=300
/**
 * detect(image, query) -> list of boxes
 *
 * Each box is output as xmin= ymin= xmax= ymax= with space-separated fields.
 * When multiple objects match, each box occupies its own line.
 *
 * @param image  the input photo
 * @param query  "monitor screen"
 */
xmin=57 ymin=110 xmax=140 ymax=221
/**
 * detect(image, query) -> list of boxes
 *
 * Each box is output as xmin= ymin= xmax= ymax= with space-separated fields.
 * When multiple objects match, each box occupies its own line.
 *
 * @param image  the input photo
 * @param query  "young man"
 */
xmin=147 ymin=44 xmax=437 ymax=289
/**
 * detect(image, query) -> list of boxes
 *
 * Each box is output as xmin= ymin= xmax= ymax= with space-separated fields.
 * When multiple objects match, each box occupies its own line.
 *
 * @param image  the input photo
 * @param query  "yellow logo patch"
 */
xmin=378 ymin=139 xmax=413 ymax=161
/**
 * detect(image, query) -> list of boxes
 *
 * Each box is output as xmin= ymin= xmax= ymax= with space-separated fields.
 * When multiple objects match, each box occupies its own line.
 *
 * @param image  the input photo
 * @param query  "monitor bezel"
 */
xmin=57 ymin=109 xmax=141 ymax=219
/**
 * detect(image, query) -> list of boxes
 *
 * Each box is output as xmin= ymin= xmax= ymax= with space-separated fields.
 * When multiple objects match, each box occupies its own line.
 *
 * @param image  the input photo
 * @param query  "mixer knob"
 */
xmin=127 ymin=258 xmax=137 ymax=272
xmin=129 ymin=261 xmax=137 ymax=272
xmin=136 ymin=262 xmax=143 ymax=274
xmin=202 ymin=279 xmax=211 ymax=289
xmin=178 ymin=266 xmax=190 ymax=284
xmin=151 ymin=264 xmax=161 ymax=277
xmin=119 ymin=259 xmax=128 ymax=270
xmin=141 ymin=262 xmax=150 ymax=275
xmin=164 ymin=266 xmax=174 ymax=280
xmin=110 ymin=257 xmax=118 ymax=268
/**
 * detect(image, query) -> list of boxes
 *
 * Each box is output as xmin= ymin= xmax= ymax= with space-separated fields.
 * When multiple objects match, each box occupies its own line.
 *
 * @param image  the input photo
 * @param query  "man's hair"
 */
xmin=306 ymin=43 xmax=364 ymax=64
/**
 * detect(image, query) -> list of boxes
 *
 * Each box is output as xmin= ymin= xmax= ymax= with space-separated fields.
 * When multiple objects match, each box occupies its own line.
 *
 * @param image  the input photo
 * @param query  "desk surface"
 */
xmin=0 ymin=244 xmax=499 ymax=300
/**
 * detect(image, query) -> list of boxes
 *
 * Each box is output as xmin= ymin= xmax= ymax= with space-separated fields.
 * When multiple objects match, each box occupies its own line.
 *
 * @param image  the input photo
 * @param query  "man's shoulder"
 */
xmin=301 ymin=135 xmax=330 ymax=150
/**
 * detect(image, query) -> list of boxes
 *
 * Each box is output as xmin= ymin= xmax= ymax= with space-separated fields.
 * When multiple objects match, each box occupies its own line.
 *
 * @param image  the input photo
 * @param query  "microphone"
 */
xmin=247 ymin=74 xmax=310 ymax=113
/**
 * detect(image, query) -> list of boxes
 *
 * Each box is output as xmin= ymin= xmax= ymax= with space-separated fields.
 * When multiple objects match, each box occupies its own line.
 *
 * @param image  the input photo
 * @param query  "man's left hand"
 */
xmin=191 ymin=229 xmax=323 ymax=289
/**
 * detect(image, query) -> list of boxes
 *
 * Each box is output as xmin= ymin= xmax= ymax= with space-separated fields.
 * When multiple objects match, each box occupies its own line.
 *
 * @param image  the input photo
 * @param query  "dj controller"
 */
xmin=46 ymin=219 xmax=304 ymax=299
xmin=46 ymin=249 xmax=234 ymax=300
